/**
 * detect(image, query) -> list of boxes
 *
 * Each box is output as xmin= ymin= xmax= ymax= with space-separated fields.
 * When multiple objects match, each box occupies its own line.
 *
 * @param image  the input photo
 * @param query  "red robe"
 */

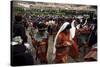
xmin=32 ymin=38 xmax=48 ymax=64
xmin=55 ymin=31 xmax=79 ymax=63
xmin=55 ymin=32 xmax=71 ymax=63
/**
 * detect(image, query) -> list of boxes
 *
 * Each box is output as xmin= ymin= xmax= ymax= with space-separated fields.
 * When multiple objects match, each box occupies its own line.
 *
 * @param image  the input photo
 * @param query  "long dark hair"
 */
xmin=63 ymin=24 xmax=71 ymax=32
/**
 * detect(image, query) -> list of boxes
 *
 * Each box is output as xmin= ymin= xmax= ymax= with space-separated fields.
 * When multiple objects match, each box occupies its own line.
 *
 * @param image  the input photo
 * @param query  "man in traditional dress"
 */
xmin=32 ymin=23 xmax=48 ymax=64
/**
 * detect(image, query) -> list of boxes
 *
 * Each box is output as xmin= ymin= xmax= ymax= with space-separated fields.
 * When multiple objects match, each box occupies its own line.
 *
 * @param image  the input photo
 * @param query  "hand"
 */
xmin=66 ymin=41 xmax=72 ymax=46
xmin=63 ymin=41 xmax=72 ymax=46
xmin=40 ymin=42 xmax=46 ymax=45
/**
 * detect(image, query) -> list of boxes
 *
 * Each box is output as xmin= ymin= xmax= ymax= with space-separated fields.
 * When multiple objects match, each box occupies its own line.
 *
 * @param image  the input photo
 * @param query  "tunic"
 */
xmin=32 ymin=31 xmax=48 ymax=64
xmin=55 ymin=32 xmax=71 ymax=63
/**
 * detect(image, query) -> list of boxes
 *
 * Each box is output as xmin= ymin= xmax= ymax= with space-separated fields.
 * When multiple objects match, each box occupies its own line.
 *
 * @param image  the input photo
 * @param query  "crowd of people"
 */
xmin=11 ymin=12 xmax=97 ymax=66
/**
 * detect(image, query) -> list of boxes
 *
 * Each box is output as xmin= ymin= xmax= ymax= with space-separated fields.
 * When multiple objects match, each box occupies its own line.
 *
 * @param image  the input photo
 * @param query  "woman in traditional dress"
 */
xmin=53 ymin=20 xmax=79 ymax=63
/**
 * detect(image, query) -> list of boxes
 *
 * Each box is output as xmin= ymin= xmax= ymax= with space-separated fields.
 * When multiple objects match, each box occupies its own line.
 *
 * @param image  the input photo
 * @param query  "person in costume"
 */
xmin=53 ymin=20 xmax=79 ymax=63
xmin=32 ymin=22 xmax=48 ymax=64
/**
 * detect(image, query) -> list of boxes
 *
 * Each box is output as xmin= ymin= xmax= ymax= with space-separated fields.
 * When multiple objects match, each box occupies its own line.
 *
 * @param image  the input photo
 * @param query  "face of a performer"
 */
xmin=37 ymin=23 xmax=46 ymax=35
